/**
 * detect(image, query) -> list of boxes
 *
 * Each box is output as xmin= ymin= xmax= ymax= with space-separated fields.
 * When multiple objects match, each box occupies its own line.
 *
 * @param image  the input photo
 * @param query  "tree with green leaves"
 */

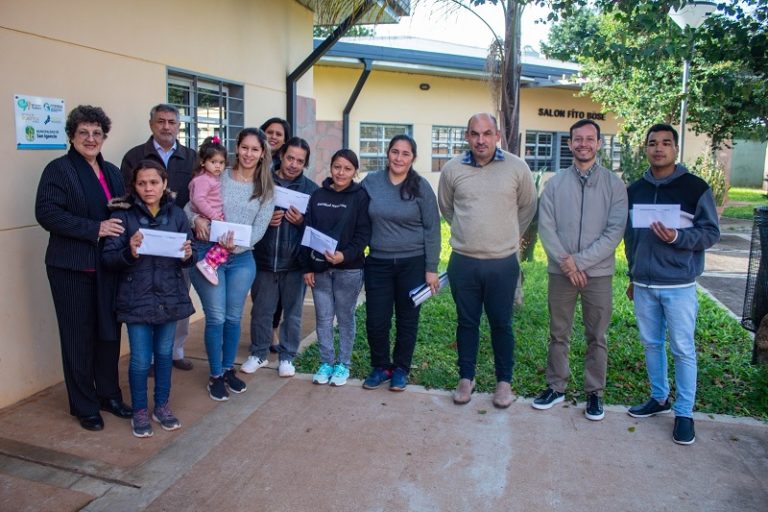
xmin=541 ymin=1 xmax=768 ymax=150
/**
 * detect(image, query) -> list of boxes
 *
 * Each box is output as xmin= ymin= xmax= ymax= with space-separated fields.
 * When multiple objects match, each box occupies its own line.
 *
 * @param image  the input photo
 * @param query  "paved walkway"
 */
xmin=1 ymin=218 xmax=766 ymax=511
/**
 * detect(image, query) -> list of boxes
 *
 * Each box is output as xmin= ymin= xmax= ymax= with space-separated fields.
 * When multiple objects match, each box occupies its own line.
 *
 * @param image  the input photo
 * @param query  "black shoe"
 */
xmin=627 ymin=398 xmax=672 ymax=418
xmin=532 ymin=387 xmax=565 ymax=410
xmin=673 ymin=417 xmax=696 ymax=445
xmin=585 ymin=393 xmax=605 ymax=421
xmin=100 ymin=398 xmax=133 ymax=419
xmin=78 ymin=414 xmax=104 ymax=431
xmin=223 ymin=368 xmax=247 ymax=394
xmin=172 ymin=358 xmax=194 ymax=371
xmin=207 ymin=376 xmax=229 ymax=401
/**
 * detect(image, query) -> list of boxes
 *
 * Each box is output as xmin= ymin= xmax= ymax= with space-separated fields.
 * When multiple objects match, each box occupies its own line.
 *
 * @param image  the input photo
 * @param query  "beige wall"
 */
xmin=0 ymin=0 xmax=313 ymax=408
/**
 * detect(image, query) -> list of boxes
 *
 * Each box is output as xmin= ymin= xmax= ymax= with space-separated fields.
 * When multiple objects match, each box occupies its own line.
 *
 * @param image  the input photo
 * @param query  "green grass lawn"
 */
xmin=723 ymin=187 xmax=768 ymax=219
xmin=295 ymin=222 xmax=768 ymax=419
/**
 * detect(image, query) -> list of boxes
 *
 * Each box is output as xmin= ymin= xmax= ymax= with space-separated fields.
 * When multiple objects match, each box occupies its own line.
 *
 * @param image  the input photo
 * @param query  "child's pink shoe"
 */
xmin=196 ymin=260 xmax=219 ymax=285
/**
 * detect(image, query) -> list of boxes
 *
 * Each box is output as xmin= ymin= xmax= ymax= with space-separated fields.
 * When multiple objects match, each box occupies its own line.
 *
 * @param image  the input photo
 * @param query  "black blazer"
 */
xmin=35 ymin=148 xmax=125 ymax=271
xmin=35 ymin=148 xmax=125 ymax=341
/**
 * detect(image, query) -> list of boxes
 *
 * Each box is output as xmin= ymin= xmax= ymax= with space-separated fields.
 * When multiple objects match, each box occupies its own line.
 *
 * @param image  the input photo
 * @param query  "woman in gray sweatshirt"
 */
xmin=361 ymin=134 xmax=441 ymax=391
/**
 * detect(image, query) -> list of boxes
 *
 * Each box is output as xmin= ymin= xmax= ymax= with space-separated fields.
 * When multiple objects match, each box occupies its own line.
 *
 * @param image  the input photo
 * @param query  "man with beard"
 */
xmin=533 ymin=119 xmax=627 ymax=421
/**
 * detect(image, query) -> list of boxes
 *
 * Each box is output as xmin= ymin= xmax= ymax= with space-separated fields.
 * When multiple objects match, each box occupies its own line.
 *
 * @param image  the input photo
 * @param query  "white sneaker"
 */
xmin=278 ymin=360 xmax=296 ymax=378
xmin=240 ymin=355 xmax=268 ymax=374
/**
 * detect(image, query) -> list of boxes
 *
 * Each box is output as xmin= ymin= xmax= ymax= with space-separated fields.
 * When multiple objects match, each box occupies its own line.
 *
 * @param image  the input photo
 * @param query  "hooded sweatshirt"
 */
xmin=301 ymin=177 xmax=371 ymax=271
xmin=624 ymin=164 xmax=720 ymax=286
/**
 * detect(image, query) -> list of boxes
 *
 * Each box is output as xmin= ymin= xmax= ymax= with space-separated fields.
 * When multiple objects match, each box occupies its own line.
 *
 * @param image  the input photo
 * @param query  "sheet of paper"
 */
xmin=274 ymin=186 xmax=311 ymax=213
xmin=209 ymin=220 xmax=253 ymax=247
xmin=631 ymin=204 xmax=681 ymax=229
xmin=300 ymin=227 xmax=338 ymax=255
xmin=136 ymin=229 xmax=186 ymax=258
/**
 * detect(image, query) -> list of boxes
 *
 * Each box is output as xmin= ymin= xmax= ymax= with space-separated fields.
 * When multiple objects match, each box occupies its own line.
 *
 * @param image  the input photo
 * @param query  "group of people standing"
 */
xmin=438 ymin=113 xmax=718 ymax=446
xmin=35 ymin=105 xmax=718 ymax=446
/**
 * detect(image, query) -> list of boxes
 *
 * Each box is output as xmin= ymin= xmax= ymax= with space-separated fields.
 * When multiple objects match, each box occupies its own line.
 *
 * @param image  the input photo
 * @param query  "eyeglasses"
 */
xmin=75 ymin=129 xmax=105 ymax=140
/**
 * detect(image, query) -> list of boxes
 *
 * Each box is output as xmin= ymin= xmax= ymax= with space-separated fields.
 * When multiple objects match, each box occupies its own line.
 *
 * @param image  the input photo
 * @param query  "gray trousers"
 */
xmin=249 ymin=269 xmax=306 ymax=361
xmin=312 ymin=268 xmax=363 ymax=366
xmin=545 ymin=273 xmax=612 ymax=396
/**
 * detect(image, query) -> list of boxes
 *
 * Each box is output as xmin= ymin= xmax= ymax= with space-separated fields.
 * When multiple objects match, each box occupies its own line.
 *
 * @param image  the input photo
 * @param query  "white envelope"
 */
xmin=209 ymin=220 xmax=253 ymax=247
xmin=631 ymin=204 xmax=681 ymax=229
xmin=274 ymin=186 xmax=310 ymax=214
xmin=300 ymin=227 xmax=338 ymax=255
xmin=136 ymin=229 xmax=187 ymax=258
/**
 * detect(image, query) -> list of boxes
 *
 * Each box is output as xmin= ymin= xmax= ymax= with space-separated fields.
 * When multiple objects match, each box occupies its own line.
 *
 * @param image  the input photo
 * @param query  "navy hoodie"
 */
xmin=624 ymin=164 xmax=720 ymax=286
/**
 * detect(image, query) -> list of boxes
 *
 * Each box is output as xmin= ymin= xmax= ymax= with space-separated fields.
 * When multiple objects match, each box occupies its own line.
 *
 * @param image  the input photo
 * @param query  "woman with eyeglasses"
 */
xmin=35 ymin=105 xmax=132 ymax=432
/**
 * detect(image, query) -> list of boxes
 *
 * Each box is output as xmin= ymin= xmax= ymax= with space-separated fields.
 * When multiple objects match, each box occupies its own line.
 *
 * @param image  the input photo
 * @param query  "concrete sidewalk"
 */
xmin=1 ymin=218 xmax=766 ymax=511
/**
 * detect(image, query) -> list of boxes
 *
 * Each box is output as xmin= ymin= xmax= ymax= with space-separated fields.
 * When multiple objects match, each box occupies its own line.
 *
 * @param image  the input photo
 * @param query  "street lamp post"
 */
xmin=668 ymin=1 xmax=717 ymax=162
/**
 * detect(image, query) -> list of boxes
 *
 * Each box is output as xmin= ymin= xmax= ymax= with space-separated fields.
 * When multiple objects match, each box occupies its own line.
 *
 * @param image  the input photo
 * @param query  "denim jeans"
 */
xmin=448 ymin=252 xmax=519 ymax=382
xmin=191 ymin=242 xmax=256 ymax=377
xmin=127 ymin=322 xmax=176 ymax=411
xmin=364 ymin=255 xmax=425 ymax=373
xmin=312 ymin=268 xmax=363 ymax=366
xmin=250 ymin=269 xmax=305 ymax=361
xmin=633 ymin=284 xmax=698 ymax=417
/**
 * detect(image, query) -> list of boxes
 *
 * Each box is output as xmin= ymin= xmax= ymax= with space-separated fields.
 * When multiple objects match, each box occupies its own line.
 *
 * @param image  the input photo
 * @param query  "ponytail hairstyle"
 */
xmin=234 ymin=127 xmax=274 ymax=201
xmin=387 ymin=134 xmax=421 ymax=201
xmin=195 ymin=136 xmax=228 ymax=177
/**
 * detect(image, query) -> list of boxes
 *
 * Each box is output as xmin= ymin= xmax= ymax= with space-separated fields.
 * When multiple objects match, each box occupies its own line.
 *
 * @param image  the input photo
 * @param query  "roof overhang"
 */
xmin=316 ymin=39 xmax=581 ymax=87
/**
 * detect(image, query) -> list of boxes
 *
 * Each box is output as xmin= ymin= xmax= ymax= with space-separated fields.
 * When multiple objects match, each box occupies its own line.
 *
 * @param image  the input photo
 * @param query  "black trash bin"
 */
xmin=742 ymin=206 xmax=768 ymax=362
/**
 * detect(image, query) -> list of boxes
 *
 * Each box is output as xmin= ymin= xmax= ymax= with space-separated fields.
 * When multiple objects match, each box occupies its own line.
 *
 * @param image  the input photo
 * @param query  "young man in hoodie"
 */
xmin=533 ymin=119 xmax=628 ymax=421
xmin=624 ymin=124 xmax=720 ymax=445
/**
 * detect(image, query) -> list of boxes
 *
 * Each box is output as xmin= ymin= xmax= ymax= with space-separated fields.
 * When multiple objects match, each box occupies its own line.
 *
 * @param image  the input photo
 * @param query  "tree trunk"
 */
xmin=501 ymin=2 xmax=524 ymax=155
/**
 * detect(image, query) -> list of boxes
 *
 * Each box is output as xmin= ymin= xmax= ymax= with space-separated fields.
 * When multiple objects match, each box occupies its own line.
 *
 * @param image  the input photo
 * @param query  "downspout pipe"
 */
xmin=342 ymin=58 xmax=373 ymax=148
xmin=286 ymin=1 xmax=376 ymax=131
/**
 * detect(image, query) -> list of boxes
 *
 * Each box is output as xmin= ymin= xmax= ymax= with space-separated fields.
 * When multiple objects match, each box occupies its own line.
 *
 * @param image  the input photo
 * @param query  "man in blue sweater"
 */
xmin=624 ymin=124 xmax=720 ymax=445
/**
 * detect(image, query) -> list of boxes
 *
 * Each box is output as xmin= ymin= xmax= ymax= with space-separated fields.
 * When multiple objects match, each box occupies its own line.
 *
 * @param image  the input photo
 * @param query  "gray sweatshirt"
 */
xmin=361 ymin=170 xmax=441 ymax=273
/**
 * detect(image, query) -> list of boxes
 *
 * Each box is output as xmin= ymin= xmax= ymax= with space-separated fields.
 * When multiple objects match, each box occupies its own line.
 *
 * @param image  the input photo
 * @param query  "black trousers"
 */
xmin=47 ymin=266 xmax=123 ymax=417
xmin=447 ymin=252 xmax=519 ymax=382
xmin=364 ymin=255 xmax=425 ymax=373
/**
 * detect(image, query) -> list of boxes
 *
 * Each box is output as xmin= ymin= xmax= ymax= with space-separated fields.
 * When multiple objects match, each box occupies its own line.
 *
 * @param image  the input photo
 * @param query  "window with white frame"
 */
xmin=167 ymin=70 xmax=244 ymax=158
xmin=359 ymin=123 xmax=412 ymax=172
xmin=525 ymin=131 xmax=555 ymax=172
xmin=431 ymin=126 xmax=468 ymax=172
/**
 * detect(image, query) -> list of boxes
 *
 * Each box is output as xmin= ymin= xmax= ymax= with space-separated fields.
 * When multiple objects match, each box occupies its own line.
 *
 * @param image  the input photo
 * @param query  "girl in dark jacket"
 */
xmin=103 ymin=160 xmax=195 ymax=438
xmin=303 ymin=149 xmax=371 ymax=387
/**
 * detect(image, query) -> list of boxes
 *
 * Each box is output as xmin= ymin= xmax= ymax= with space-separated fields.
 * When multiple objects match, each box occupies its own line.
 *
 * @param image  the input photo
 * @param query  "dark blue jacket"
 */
xmin=102 ymin=193 xmax=196 ymax=325
xmin=625 ymin=165 xmax=720 ymax=286
xmin=253 ymin=171 xmax=319 ymax=272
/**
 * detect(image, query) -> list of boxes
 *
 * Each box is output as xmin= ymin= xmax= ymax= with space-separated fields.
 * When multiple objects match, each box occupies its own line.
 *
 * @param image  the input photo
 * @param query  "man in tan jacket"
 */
xmin=533 ymin=119 xmax=627 ymax=420
xmin=438 ymin=113 xmax=537 ymax=408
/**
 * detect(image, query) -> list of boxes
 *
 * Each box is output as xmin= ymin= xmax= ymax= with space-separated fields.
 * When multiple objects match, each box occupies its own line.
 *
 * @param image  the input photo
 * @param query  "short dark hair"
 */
xmin=260 ymin=117 xmax=292 ymax=139
xmin=65 ymin=105 xmax=111 ymax=140
xmin=280 ymin=137 xmax=311 ymax=166
xmin=645 ymin=123 xmax=679 ymax=146
xmin=331 ymin=148 xmax=360 ymax=170
xmin=131 ymin=159 xmax=168 ymax=189
xmin=569 ymin=119 xmax=601 ymax=140
xmin=150 ymin=104 xmax=180 ymax=121
xmin=195 ymin=136 xmax=228 ymax=176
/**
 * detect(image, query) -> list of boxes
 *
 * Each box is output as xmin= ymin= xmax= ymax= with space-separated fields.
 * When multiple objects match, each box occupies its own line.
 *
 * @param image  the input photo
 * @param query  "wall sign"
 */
xmin=14 ymin=95 xmax=67 ymax=150
xmin=538 ymin=107 xmax=605 ymax=121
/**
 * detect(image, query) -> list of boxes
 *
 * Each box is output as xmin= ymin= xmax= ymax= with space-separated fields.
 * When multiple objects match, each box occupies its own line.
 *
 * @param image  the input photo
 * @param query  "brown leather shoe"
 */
xmin=492 ymin=381 xmax=513 ymax=409
xmin=452 ymin=378 xmax=475 ymax=405
xmin=173 ymin=358 xmax=194 ymax=371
